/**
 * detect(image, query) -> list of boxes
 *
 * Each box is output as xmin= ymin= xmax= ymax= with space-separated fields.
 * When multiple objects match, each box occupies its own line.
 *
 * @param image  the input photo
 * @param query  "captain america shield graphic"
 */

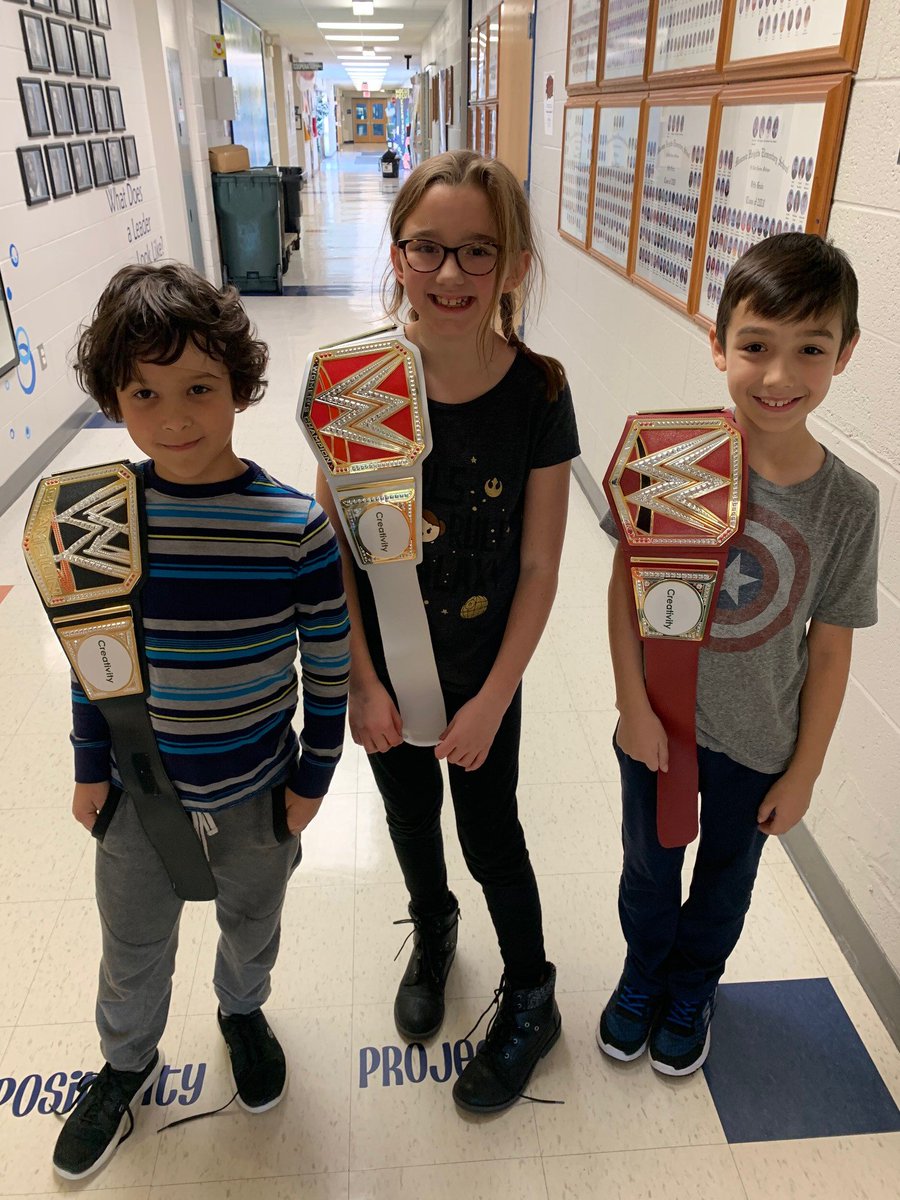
xmin=708 ymin=502 xmax=810 ymax=653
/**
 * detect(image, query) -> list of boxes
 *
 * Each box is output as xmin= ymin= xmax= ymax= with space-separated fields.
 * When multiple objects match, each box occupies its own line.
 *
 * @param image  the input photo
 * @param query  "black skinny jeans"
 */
xmin=368 ymin=687 xmax=547 ymax=988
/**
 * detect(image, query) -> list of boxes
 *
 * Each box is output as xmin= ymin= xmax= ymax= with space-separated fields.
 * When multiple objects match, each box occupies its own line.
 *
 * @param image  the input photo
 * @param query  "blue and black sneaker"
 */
xmin=649 ymin=991 xmax=717 ymax=1076
xmin=596 ymin=979 xmax=661 ymax=1062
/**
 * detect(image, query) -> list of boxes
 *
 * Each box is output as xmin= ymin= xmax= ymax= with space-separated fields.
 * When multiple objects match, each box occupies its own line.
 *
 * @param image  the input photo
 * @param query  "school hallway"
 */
xmin=0 ymin=149 xmax=898 ymax=1199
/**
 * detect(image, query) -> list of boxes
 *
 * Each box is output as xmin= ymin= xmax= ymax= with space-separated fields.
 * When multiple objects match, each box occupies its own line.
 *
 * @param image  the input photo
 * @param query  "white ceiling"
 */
xmin=232 ymin=0 xmax=448 ymax=91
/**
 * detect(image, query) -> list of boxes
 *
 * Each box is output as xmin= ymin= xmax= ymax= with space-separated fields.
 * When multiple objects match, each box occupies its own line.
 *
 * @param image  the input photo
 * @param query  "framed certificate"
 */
xmin=724 ymin=0 xmax=869 ymax=79
xmin=649 ymin=0 xmax=726 ymax=82
xmin=634 ymin=93 xmax=715 ymax=310
xmin=601 ymin=0 xmax=651 ymax=86
xmin=559 ymin=103 xmax=596 ymax=247
xmin=565 ymin=0 xmax=602 ymax=92
xmin=486 ymin=9 xmax=499 ymax=100
xmin=694 ymin=74 xmax=852 ymax=323
xmin=476 ymin=21 xmax=488 ymax=102
xmin=486 ymin=104 xmax=498 ymax=159
xmin=589 ymin=98 xmax=643 ymax=272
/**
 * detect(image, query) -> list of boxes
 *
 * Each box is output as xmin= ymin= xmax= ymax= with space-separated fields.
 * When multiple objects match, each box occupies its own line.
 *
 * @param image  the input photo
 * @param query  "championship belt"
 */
xmin=297 ymin=328 xmax=446 ymax=746
xmin=22 ymin=462 xmax=217 ymax=900
xmin=604 ymin=411 xmax=746 ymax=848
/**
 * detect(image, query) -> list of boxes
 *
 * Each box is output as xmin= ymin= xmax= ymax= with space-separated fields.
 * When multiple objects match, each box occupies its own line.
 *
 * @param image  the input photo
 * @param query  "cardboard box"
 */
xmin=208 ymin=144 xmax=250 ymax=173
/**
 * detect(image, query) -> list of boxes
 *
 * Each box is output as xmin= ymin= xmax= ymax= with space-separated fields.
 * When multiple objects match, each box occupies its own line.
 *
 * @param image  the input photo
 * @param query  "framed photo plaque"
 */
xmin=633 ymin=94 xmax=714 ymax=310
xmin=565 ymin=0 xmax=602 ymax=92
xmin=589 ymin=98 xmax=642 ymax=272
xmin=649 ymin=0 xmax=726 ymax=82
xmin=559 ymin=102 xmax=596 ymax=247
xmin=724 ymin=0 xmax=869 ymax=79
xmin=601 ymin=0 xmax=651 ymax=87
xmin=695 ymin=74 xmax=852 ymax=323
xmin=18 ymin=77 xmax=51 ymax=137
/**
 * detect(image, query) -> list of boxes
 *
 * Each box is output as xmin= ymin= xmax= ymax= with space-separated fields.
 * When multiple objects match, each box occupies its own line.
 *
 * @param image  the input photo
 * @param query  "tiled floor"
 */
xmin=0 ymin=150 xmax=898 ymax=1198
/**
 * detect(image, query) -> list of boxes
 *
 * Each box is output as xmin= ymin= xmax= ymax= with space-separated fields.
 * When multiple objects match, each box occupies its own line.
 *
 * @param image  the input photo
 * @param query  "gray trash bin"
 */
xmin=211 ymin=168 xmax=284 ymax=294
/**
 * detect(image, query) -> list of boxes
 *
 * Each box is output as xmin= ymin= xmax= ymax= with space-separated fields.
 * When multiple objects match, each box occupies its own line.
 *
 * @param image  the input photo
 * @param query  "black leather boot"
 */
xmin=452 ymin=963 xmax=561 ymax=1114
xmin=393 ymin=893 xmax=460 ymax=1040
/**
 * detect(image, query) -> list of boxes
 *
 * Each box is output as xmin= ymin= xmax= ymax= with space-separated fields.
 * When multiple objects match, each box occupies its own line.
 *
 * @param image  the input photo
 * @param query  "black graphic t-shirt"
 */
xmin=357 ymin=351 xmax=580 ymax=695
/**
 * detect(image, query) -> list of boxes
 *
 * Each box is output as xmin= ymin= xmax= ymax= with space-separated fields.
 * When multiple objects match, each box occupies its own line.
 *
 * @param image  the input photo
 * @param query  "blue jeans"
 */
xmin=614 ymin=736 xmax=780 ymax=1003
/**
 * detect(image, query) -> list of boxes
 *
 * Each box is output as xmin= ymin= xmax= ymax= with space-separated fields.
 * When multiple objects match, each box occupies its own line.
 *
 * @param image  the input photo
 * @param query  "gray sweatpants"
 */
xmin=95 ymin=788 xmax=302 ymax=1072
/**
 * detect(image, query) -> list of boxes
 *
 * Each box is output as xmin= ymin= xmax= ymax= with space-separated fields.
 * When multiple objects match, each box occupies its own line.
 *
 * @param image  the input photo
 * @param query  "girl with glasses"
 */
xmin=317 ymin=149 xmax=579 ymax=1113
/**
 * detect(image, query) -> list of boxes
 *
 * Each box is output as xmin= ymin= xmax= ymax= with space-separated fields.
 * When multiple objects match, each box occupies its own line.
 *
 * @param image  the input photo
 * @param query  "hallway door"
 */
xmin=353 ymin=98 xmax=387 ymax=145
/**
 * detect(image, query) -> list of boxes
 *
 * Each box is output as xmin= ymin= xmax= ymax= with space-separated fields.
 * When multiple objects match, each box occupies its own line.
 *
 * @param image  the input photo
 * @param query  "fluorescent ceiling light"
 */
xmin=351 ymin=2 xmax=375 ymax=14
xmin=325 ymin=34 xmax=399 ymax=41
xmin=317 ymin=23 xmax=403 ymax=29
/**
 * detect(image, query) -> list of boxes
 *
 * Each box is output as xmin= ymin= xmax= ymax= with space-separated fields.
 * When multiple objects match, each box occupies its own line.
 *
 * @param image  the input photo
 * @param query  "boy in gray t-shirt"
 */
xmin=597 ymin=234 xmax=879 ymax=1077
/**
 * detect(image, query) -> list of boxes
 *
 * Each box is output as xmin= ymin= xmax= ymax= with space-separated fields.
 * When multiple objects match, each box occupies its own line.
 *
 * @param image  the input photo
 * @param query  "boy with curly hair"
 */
xmin=51 ymin=263 xmax=350 ymax=1179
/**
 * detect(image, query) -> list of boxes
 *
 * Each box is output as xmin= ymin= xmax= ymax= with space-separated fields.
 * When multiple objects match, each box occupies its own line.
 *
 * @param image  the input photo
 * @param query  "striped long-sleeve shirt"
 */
xmin=71 ymin=460 xmax=350 ymax=813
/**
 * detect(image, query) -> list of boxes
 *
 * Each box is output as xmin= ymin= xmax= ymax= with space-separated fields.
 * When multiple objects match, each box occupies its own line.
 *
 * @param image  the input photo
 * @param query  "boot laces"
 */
xmin=617 ymin=984 xmax=654 ymax=1020
xmin=461 ymin=977 xmax=563 ymax=1107
xmin=392 ymin=907 xmax=458 ymax=983
xmin=667 ymin=997 xmax=705 ymax=1031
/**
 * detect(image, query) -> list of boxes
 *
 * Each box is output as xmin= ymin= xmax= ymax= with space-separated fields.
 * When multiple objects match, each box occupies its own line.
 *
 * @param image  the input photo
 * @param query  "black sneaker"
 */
xmin=217 ymin=1008 xmax=287 ymax=1112
xmin=649 ymin=991 xmax=717 ymax=1077
xmin=452 ymin=963 xmax=562 ymax=1114
xmin=393 ymin=893 xmax=460 ymax=1041
xmin=596 ymin=979 xmax=662 ymax=1062
xmin=52 ymin=1050 xmax=162 ymax=1180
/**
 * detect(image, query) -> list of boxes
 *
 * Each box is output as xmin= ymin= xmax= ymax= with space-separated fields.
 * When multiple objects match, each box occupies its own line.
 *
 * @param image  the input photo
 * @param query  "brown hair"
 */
xmin=716 ymin=233 xmax=859 ymax=352
xmin=74 ymin=262 xmax=269 ymax=420
xmin=382 ymin=150 xmax=567 ymax=400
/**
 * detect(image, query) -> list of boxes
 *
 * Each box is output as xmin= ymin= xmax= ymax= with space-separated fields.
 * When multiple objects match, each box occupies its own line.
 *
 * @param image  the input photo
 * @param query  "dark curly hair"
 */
xmin=73 ymin=262 xmax=269 ymax=420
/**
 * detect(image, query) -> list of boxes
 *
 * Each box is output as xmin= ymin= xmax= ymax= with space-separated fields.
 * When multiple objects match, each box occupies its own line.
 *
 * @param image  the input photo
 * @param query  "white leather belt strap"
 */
xmin=297 ymin=329 xmax=446 ymax=746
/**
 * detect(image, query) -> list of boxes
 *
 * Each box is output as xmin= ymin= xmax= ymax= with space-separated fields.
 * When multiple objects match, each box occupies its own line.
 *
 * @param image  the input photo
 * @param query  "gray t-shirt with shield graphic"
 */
xmin=604 ymin=448 xmax=879 ymax=774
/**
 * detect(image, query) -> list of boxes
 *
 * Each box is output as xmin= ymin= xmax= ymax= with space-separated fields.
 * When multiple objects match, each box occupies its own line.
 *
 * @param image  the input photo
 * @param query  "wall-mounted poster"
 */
xmin=0 ymin=266 xmax=17 ymax=380
xmin=94 ymin=0 xmax=112 ymax=29
xmin=88 ymin=137 xmax=110 ymax=185
xmin=559 ymin=103 xmax=595 ymax=246
xmin=650 ymin=0 xmax=725 ymax=77
xmin=602 ymin=0 xmax=650 ymax=84
xmin=89 ymin=30 xmax=110 ymax=80
xmin=634 ymin=98 xmax=713 ymax=308
xmin=726 ymin=0 xmax=868 ymax=77
xmin=468 ymin=31 xmax=478 ymax=102
xmin=696 ymin=75 xmax=851 ymax=323
xmin=75 ymin=0 xmax=94 ymax=24
xmin=589 ymin=101 xmax=641 ymax=271
xmin=107 ymin=136 xmax=126 ymax=183
xmin=566 ymin=0 xmax=602 ymax=91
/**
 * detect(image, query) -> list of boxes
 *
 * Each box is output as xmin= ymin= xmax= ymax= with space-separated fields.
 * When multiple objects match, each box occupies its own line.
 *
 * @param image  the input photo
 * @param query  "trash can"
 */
xmin=280 ymin=166 xmax=304 ymax=235
xmin=211 ymin=168 xmax=284 ymax=294
xmin=380 ymin=149 xmax=400 ymax=179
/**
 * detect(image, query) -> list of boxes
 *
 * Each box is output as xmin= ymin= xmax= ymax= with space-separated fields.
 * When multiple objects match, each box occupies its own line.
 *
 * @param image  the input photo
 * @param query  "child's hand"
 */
xmin=757 ymin=770 xmax=814 ymax=836
xmin=615 ymin=709 xmax=669 ymax=772
xmin=349 ymin=679 xmax=404 ymax=754
xmin=434 ymin=692 xmax=507 ymax=772
xmin=72 ymin=781 xmax=111 ymax=832
xmin=284 ymin=788 xmax=323 ymax=835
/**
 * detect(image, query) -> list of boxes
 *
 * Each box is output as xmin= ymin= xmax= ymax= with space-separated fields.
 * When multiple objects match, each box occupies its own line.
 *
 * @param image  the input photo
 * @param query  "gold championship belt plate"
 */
xmin=604 ymin=410 xmax=746 ymax=846
xmin=298 ymin=330 xmax=446 ymax=745
xmin=22 ymin=462 xmax=217 ymax=900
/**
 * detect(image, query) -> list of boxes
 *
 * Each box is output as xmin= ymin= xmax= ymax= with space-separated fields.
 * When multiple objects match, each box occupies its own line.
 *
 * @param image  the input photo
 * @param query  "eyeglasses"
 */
xmin=396 ymin=238 xmax=501 ymax=276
